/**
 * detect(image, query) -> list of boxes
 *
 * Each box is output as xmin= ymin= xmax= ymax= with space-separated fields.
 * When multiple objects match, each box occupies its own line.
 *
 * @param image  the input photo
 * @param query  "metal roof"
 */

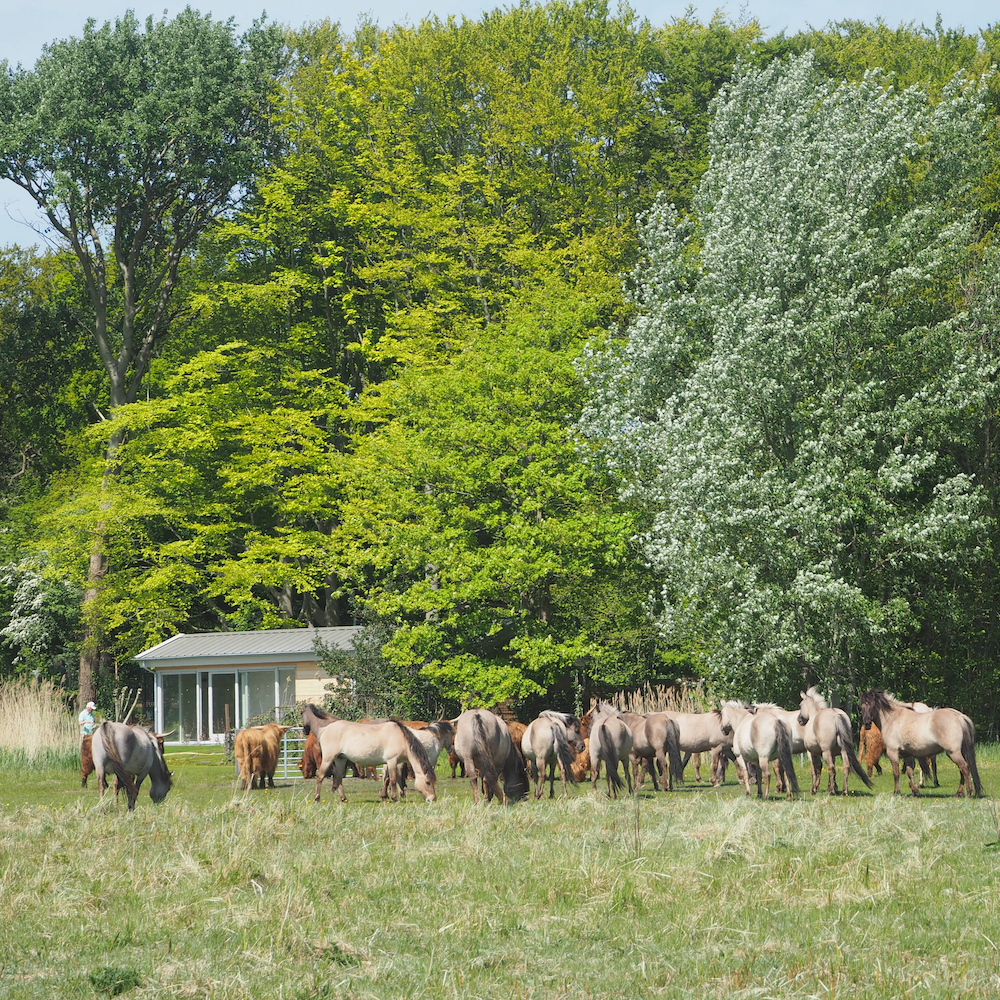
xmin=134 ymin=626 xmax=363 ymax=668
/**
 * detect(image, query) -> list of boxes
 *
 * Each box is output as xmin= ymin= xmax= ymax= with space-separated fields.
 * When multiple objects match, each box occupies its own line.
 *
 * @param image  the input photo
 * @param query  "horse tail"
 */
xmin=837 ymin=712 xmax=873 ymax=788
xmin=98 ymin=723 xmax=139 ymax=807
xmin=390 ymin=718 xmax=434 ymax=776
xmin=473 ymin=713 xmax=501 ymax=799
xmin=665 ymin=718 xmax=683 ymax=788
xmin=962 ymin=718 xmax=983 ymax=798
xmin=551 ymin=724 xmax=577 ymax=783
xmin=774 ymin=720 xmax=800 ymax=796
xmin=597 ymin=723 xmax=624 ymax=793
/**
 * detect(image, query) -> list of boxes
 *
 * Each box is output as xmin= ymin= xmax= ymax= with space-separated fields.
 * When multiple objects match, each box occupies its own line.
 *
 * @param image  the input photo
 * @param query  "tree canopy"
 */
xmin=3 ymin=4 xmax=1000 ymax=724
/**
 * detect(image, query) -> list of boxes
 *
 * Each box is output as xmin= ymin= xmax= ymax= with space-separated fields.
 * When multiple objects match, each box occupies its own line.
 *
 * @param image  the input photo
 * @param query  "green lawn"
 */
xmin=1 ymin=745 xmax=998 ymax=999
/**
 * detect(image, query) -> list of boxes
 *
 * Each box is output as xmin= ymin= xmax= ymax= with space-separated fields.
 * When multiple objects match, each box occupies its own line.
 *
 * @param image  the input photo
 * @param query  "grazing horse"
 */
xmin=720 ymin=701 xmax=800 ymax=800
xmin=521 ymin=711 xmax=585 ymax=799
xmin=389 ymin=720 xmax=456 ymax=799
xmin=588 ymin=702 xmax=634 ymax=798
xmin=796 ymin=687 xmax=872 ymax=795
xmin=453 ymin=709 xmax=529 ymax=804
xmin=91 ymin=722 xmax=173 ymax=812
xmin=314 ymin=719 xmax=437 ymax=803
xmin=235 ymin=723 xmax=289 ymax=790
xmin=859 ymin=689 xmax=981 ymax=798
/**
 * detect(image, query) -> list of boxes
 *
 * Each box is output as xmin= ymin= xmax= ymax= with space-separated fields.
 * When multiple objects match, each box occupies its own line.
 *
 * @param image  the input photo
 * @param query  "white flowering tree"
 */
xmin=581 ymin=52 xmax=999 ymax=706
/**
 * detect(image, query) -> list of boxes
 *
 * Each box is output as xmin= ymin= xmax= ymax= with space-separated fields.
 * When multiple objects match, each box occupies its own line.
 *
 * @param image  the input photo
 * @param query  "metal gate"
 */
xmin=276 ymin=726 xmax=307 ymax=779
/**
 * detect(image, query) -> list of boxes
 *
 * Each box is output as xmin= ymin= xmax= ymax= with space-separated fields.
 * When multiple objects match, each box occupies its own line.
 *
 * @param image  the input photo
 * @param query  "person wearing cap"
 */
xmin=78 ymin=701 xmax=97 ymax=739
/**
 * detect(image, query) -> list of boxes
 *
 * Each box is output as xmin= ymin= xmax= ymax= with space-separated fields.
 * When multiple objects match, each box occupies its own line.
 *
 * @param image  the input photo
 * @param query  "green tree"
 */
xmin=334 ymin=276 xmax=639 ymax=707
xmin=581 ymin=53 xmax=998 ymax=718
xmin=0 ymin=9 xmax=283 ymax=705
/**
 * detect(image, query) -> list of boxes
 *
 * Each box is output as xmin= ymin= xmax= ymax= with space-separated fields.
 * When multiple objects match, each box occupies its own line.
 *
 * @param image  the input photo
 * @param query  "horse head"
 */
xmin=859 ymin=689 xmax=887 ymax=731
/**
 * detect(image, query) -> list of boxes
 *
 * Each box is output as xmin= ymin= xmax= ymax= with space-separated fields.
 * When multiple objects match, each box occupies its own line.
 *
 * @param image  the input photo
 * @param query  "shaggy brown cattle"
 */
xmin=858 ymin=722 xmax=885 ymax=778
xmin=235 ymin=723 xmax=289 ymax=790
xmin=569 ymin=737 xmax=590 ymax=782
xmin=81 ymin=734 xmax=94 ymax=787
xmin=298 ymin=731 xmax=324 ymax=779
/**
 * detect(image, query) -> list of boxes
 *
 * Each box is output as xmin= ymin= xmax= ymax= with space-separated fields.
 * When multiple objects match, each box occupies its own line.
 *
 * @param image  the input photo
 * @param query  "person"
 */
xmin=78 ymin=701 xmax=97 ymax=739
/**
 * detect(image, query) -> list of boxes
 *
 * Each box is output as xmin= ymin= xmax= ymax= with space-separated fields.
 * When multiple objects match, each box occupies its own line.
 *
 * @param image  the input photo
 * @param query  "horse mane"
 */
xmin=753 ymin=701 xmax=781 ymax=711
xmin=805 ymin=687 xmax=829 ymax=710
xmin=305 ymin=703 xmax=337 ymax=720
xmin=390 ymin=718 xmax=433 ymax=773
xmin=539 ymin=710 xmax=574 ymax=727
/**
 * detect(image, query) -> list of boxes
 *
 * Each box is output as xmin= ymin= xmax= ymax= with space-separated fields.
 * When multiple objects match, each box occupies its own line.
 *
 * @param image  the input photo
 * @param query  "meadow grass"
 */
xmin=2 ymin=746 xmax=1000 ymax=999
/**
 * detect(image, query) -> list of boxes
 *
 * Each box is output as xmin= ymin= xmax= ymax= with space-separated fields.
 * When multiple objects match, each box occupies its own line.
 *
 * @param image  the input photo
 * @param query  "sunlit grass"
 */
xmin=1 ymin=744 xmax=999 ymax=998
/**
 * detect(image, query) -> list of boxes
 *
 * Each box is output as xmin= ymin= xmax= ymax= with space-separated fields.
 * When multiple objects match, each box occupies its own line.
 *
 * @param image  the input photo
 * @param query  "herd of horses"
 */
xmin=80 ymin=687 xmax=984 ymax=810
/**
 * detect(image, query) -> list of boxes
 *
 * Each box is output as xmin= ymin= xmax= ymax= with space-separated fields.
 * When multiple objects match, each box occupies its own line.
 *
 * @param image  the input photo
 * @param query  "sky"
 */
xmin=0 ymin=0 xmax=995 ymax=247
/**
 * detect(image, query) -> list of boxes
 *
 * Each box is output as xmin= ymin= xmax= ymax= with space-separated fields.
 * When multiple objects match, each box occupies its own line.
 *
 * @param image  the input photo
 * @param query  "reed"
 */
xmin=0 ymin=677 xmax=79 ymax=768
xmin=613 ymin=680 xmax=711 ymax=715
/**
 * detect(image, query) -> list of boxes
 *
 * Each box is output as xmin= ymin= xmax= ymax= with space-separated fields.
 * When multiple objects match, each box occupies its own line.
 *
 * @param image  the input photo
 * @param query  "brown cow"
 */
xmin=235 ymin=723 xmax=289 ymax=790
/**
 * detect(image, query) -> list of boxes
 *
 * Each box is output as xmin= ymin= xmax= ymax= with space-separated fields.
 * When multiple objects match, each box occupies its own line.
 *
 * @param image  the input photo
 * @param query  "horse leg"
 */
xmin=548 ymin=759 xmax=557 ymax=799
xmin=886 ymin=750 xmax=903 ymax=795
xmin=467 ymin=767 xmax=481 ymax=805
xmin=808 ymin=752 xmax=822 ymax=794
xmin=823 ymin=749 xmax=838 ymax=795
xmin=692 ymin=752 xmax=702 ymax=783
xmin=899 ymin=754 xmax=920 ymax=796
xmin=655 ymin=748 xmax=672 ymax=792
xmin=946 ymin=750 xmax=972 ymax=798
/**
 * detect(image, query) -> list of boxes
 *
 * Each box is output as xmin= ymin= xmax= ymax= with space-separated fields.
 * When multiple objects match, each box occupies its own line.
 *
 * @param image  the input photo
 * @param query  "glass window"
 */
xmin=162 ymin=673 xmax=180 ymax=737
xmin=278 ymin=668 xmax=296 ymax=719
xmin=199 ymin=672 xmax=209 ymax=740
xmin=211 ymin=672 xmax=237 ymax=736
xmin=242 ymin=670 xmax=277 ymax=722
xmin=160 ymin=672 xmax=198 ymax=742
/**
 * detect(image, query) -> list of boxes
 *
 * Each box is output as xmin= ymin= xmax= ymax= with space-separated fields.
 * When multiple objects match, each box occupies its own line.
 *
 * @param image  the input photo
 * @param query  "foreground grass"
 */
xmin=2 ymin=748 xmax=1000 ymax=998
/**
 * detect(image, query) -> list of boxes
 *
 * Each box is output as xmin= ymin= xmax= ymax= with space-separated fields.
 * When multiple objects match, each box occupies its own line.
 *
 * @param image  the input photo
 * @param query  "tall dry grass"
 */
xmin=0 ymin=677 xmax=79 ymax=766
xmin=613 ymin=680 xmax=712 ymax=715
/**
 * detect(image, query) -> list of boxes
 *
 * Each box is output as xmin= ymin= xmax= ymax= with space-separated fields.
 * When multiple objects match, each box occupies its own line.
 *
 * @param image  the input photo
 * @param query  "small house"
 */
xmin=135 ymin=626 xmax=362 ymax=743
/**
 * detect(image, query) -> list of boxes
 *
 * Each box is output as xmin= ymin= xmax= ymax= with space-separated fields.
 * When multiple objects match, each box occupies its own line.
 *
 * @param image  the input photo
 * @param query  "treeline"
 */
xmin=1 ymin=3 xmax=999 ymax=727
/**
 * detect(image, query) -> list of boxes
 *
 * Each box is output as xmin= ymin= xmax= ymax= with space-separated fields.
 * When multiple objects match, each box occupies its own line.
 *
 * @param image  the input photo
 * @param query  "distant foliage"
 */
xmin=317 ymin=626 xmax=445 ymax=721
xmin=582 ymin=53 xmax=999 ymax=714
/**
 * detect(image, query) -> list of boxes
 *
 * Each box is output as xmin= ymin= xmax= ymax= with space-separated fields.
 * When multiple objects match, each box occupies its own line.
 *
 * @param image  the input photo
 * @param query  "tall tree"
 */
xmin=0 ymin=10 xmax=282 ymax=705
xmin=581 ymin=53 xmax=998 ymax=718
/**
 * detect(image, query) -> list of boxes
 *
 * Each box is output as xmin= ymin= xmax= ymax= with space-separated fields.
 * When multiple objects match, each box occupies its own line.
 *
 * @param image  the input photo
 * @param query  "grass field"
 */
xmin=2 ymin=745 xmax=1000 ymax=999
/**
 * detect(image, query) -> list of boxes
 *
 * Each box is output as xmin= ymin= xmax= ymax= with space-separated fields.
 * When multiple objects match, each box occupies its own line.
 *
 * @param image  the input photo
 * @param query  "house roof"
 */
xmin=134 ymin=626 xmax=363 ymax=668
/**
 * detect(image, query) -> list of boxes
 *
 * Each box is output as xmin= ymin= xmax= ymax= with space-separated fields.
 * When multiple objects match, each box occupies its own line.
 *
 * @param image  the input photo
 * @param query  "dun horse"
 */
xmin=720 ymin=701 xmax=799 ymax=800
xmin=796 ymin=687 xmax=872 ymax=795
xmin=91 ymin=721 xmax=173 ymax=811
xmin=588 ymin=702 xmax=633 ymax=798
xmin=453 ymin=709 xmax=528 ymax=804
xmin=314 ymin=718 xmax=437 ymax=803
xmin=521 ymin=711 xmax=585 ymax=799
xmin=859 ymin=689 xmax=981 ymax=798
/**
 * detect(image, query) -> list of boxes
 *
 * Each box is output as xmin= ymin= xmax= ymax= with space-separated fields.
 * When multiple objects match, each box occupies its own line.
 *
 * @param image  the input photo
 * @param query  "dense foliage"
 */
xmin=2 ymin=3 xmax=999 ymax=725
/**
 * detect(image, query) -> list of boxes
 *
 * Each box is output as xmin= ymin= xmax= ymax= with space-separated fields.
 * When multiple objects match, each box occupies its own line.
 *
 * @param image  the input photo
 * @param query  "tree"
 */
xmin=581 ymin=53 xmax=999 ymax=718
xmin=0 ymin=9 xmax=283 ymax=705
